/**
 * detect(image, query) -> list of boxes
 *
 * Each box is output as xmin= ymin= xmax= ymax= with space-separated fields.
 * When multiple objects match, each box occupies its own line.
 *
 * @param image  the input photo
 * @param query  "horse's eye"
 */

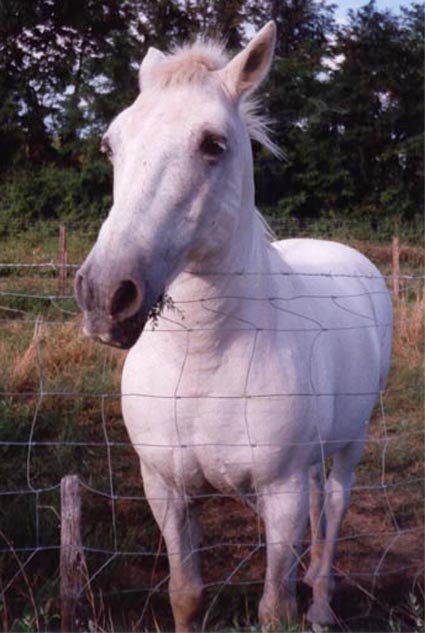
xmin=101 ymin=136 xmax=113 ymax=161
xmin=200 ymin=133 xmax=227 ymax=161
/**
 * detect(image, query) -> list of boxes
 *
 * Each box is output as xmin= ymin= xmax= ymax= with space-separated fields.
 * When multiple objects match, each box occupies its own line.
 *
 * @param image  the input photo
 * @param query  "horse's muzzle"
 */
xmin=75 ymin=269 xmax=153 ymax=349
xmin=81 ymin=310 xmax=150 ymax=349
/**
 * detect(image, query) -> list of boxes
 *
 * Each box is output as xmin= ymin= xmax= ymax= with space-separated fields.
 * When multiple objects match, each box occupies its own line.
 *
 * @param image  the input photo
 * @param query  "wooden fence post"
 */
xmin=60 ymin=475 xmax=88 ymax=633
xmin=392 ymin=236 xmax=400 ymax=298
xmin=58 ymin=225 xmax=68 ymax=296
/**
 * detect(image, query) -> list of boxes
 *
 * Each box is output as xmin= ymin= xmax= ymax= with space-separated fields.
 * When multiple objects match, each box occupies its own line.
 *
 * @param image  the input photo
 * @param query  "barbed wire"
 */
xmin=1 ymin=477 xmax=423 ymax=504
xmin=0 ymin=246 xmax=423 ymax=632
xmin=0 ymin=260 xmax=423 ymax=279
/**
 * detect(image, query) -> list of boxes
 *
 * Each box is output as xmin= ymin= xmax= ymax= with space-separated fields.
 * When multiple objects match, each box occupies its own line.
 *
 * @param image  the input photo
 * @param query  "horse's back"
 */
xmin=271 ymin=237 xmax=393 ymax=388
xmin=273 ymin=238 xmax=380 ymax=277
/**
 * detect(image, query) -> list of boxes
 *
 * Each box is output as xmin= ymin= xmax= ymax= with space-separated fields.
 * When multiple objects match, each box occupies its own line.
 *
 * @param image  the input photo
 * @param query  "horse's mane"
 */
xmin=152 ymin=40 xmax=282 ymax=160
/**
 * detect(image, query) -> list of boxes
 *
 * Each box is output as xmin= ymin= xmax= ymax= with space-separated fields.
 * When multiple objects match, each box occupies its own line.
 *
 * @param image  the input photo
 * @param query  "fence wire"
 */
xmin=0 ymin=239 xmax=423 ymax=632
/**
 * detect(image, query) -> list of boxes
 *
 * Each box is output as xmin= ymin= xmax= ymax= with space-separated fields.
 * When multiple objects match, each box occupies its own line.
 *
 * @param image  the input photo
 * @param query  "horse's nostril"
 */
xmin=110 ymin=279 xmax=143 ymax=320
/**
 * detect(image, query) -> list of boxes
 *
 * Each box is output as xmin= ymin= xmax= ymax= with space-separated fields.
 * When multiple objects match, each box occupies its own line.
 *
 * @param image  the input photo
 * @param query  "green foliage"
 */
xmin=0 ymin=159 xmax=111 ymax=233
xmin=254 ymin=0 xmax=424 ymax=226
xmin=325 ymin=0 xmax=424 ymax=223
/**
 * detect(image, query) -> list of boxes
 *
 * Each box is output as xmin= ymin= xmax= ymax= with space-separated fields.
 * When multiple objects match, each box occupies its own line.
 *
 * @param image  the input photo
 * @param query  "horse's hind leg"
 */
xmin=304 ymin=463 xmax=326 ymax=587
xmin=307 ymin=440 xmax=365 ymax=625
xmin=142 ymin=467 xmax=203 ymax=632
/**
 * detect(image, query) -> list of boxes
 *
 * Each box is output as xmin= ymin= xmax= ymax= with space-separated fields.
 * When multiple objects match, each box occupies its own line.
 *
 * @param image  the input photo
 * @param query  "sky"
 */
xmin=330 ymin=0 xmax=407 ymax=22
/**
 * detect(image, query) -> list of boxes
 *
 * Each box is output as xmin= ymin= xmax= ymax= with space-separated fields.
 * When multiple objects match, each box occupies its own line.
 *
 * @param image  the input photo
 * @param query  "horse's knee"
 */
xmin=313 ymin=572 xmax=336 ymax=600
xmin=325 ymin=469 xmax=354 ymax=517
xmin=303 ymin=554 xmax=322 ymax=587
xmin=169 ymin=578 xmax=203 ymax=632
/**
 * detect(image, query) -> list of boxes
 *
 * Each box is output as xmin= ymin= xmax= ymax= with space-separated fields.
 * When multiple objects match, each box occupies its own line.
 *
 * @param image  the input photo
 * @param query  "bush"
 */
xmin=0 ymin=160 xmax=112 ymax=235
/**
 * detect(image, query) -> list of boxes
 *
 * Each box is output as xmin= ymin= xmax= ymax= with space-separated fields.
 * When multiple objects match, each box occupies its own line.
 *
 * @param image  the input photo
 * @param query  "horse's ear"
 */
xmin=139 ymin=47 xmax=166 ymax=90
xmin=220 ymin=21 xmax=276 ymax=100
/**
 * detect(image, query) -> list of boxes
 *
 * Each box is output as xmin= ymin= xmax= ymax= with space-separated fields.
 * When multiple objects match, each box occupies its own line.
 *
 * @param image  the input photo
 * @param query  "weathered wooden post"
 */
xmin=58 ymin=225 xmax=68 ymax=296
xmin=60 ymin=475 xmax=88 ymax=633
xmin=392 ymin=236 xmax=400 ymax=298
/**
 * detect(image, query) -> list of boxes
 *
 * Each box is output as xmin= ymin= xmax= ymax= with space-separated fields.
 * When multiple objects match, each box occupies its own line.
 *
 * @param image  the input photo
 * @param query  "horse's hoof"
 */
xmin=306 ymin=600 xmax=336 ymax=625
xmin=258 ymin=595 xmax=298 ymax=631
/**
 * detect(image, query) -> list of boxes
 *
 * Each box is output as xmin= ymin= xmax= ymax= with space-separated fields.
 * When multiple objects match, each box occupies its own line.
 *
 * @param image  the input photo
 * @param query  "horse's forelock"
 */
xmin=153 ymin=40 xmax=228 ymax=88
xmin=146 ymin=39 xmax=282 ymax=160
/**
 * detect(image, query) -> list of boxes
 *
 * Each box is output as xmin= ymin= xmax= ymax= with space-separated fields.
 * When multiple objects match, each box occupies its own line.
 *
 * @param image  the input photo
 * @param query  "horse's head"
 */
xmin=75 ymin=22 xmax=276 ymax=348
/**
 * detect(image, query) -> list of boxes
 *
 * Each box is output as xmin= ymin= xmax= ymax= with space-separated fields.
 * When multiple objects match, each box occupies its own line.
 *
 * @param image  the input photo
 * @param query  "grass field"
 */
xmin=0 ymin=221 xmax=423 ymax=632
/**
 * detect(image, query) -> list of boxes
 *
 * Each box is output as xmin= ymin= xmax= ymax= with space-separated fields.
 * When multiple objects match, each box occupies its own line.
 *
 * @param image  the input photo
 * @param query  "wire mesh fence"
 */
xmin=0 ymin=223 xmax=423 ymax=632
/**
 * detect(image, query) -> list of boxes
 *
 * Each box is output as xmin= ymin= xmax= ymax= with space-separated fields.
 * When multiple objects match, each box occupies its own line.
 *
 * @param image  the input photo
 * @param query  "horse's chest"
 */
xmin=122 ymin=368 xmax=315 ymax=495
xmin=122 ymin=328 xmax=341 ymax=492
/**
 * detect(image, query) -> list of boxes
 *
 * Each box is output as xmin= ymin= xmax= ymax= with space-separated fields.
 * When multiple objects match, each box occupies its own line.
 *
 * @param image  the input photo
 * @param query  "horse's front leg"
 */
xmin=258 ymin=473 xmax=309 ymax=629
xmin=141 ymin=466 xmax=203 ymax=633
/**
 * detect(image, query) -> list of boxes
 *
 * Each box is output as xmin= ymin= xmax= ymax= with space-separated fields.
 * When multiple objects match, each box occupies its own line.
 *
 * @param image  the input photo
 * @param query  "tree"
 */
xmin=329 ymin=0 xmax=424 ymax=220
xmin=0 ymin=0 xmax=197 ymax=223
xmin=245 ymin=0 xmax=338 ymax=217
xmin=247 ymin=0 xmax=335 ymax=57
xmin=185 ymin=0 xmax=247 ymax=49
xmin=0 ymin=0 xmax=422 ymax=229
xmin=391 ymin=3 xmax=424 ymax=219
xmin=252 ymin=0 xmax=424 ymax=225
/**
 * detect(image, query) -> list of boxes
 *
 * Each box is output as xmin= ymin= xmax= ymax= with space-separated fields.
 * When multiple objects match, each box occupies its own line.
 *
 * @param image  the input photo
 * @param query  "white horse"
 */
xmin=75 ymin=22 xmax=392 ymax=631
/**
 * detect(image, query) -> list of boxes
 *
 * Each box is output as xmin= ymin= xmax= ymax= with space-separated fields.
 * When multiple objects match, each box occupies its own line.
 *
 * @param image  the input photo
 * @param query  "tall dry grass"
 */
xmin=392 ymin=292 xmax=424 ymax=368
xmin=2 ymin=318 xmax=125 ymax=396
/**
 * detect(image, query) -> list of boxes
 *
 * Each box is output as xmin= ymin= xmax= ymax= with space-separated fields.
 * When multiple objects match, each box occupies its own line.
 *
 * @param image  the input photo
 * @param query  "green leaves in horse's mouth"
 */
xmin=148 ymin=293 xmax=184 ymax=328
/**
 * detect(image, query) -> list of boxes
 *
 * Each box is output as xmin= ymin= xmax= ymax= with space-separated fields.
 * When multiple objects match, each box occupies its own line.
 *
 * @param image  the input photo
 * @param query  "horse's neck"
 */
xmin=165 ymin=209 xmax=288 ymax=334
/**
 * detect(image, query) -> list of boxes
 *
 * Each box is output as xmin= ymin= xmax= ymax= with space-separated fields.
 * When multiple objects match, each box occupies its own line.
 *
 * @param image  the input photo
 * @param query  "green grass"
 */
xmin=0 ymin=220 xmax=100 ymax=264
